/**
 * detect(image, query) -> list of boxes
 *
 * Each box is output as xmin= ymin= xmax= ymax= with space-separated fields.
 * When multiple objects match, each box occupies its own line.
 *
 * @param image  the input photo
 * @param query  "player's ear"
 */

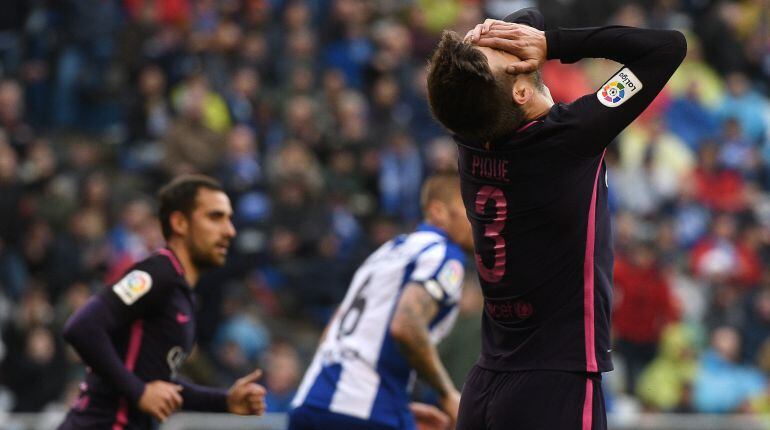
xmin=169 ymin=211 xmax=189 ymax=237
xmin=512 ymin=76 xmax=533 ymax=106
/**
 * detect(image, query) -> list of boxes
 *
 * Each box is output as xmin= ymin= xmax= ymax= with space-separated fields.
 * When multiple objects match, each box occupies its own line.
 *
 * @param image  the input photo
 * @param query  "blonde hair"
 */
xmin=420 ymin=173 xmax=462 ymax=213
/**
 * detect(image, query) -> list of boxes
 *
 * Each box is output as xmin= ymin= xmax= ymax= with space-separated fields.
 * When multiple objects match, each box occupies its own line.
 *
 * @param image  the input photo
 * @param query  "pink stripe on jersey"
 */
xmin=113 ymin=320 xmax=144 ymax=430
xmin=112 ymin=399 xmax=129 ymax=430
xmin=583 ymin=152 xmax=605 ymax=373
xmin=516 ymin=120 xmax=541 ymax=133
xmin=158 ymin=248 xmax=185 ymax=276
xmin=582 ymin=378 xmax=594 ymax=430
xmin=125 ymin=320 xmax=144 ymax=371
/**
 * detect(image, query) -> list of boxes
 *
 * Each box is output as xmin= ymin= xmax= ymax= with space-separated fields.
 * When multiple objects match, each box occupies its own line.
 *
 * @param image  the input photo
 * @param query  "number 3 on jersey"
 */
xmin=474 ymin=186 xmax=507 ymax=283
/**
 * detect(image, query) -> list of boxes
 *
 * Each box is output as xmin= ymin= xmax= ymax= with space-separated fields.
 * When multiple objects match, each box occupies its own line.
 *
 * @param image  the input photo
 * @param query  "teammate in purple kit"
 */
xmin=426 ymin=8 xmax=686 ymax=430
xmin=58 ymin=175 xmax=266 ymax=430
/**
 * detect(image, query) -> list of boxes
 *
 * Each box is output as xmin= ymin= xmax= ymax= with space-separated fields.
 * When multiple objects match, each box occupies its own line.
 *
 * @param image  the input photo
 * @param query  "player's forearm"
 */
xmin=546 ymin=26 xmax=686 ymax=69
xmin=179 ymin=380 xmax=229 ymax=412
xmin=394 ymin=330 xmax=456 ymax=398
xmin=390 ymin=293 xmax=455 ymax=398
xmin=62 ymin=297 xmax=146 ymax=404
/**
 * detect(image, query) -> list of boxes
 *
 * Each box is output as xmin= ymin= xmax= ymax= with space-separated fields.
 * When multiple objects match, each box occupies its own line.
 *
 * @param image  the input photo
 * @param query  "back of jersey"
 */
xmin=455 ymin=110 xmax=613 ymax=374
xmin=291 ymin=225 xmax=465 ymax=428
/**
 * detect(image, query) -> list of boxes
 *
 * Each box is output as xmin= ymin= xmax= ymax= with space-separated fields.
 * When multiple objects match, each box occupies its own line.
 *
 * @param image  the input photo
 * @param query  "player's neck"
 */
xmin=524 ymin=91 xmax=554 ymax=121
xmin=166 ymin=241 xmax=200 ymax=286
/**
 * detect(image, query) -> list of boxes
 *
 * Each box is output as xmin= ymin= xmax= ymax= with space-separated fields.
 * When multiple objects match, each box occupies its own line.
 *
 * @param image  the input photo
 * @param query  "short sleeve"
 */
xmin=410 ymin=242 xmax=466 ymax=306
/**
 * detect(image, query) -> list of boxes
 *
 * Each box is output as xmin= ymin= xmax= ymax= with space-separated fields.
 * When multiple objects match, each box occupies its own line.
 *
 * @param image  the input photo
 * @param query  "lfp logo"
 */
xmin=113 ymin=270 xmax=153 ymax=305
xmin=597 ymin=67 xmax=643 ymax=108
xmin=127 ymin=271 xmax=151 ymax=294
xmin=601 ymin=81 xmax=625 ymax=104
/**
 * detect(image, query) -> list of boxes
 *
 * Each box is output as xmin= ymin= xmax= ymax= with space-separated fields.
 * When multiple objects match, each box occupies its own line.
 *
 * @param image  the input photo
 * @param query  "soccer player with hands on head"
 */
xmin=427 ymin=7 xmax=686 ymax=430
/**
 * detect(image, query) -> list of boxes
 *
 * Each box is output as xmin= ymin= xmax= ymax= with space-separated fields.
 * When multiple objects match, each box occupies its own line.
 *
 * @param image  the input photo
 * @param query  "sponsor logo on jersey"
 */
xmin=485 ymin=298 xmax=535 ymax=321
xmin=113 ymin=270 xmax=152 ymax=305
xmin=513 ymin=300 xmax=534 ymax=319
xmin=597 ymin=67 xmax=642 ymax=107
xmin=166 ymin=346 xmax=187 ymax=379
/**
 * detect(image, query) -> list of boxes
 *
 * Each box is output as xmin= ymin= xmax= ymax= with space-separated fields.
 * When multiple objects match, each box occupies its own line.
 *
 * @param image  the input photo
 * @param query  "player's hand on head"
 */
xmin=227 ymin=368 xmax=267 ymax=415
xmin=471 ymin=22 xmax=547 ymax=74
xmin=138 ymin=381 xmax=183 ymax=422
xmin=410 ymin=402 xmax=451 ymax=430
xmin=465 ymin=18 xmax=509 ymax=43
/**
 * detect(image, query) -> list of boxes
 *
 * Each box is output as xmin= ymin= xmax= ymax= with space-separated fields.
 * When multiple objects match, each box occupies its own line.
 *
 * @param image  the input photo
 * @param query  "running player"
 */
xmin=426 ymin=8 xmax=686 ymax=430
xmin=288 ymin=174 xmax=473 ymax=430
xmin=58 ymin=175 xmax=267 ymax=429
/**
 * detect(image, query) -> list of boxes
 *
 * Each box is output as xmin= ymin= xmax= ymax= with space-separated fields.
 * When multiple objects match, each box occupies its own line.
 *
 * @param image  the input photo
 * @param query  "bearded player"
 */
xmin=58 ymin=175 xmax=266 ymax=429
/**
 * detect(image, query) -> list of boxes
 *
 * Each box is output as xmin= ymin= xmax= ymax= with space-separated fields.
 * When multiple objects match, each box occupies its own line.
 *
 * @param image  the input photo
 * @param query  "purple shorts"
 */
xmin=457 ymin=366 xmax=607 ymax=430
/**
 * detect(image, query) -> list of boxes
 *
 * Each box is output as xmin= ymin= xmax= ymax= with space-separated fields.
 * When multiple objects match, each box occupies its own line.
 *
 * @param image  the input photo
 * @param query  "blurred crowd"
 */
xmin=0 ymin=0 xmax=769 ymax=419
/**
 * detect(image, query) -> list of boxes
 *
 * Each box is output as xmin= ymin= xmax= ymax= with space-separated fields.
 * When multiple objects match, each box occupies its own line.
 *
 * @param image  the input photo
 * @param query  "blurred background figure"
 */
xmin=693 ymin=326 xmax=765 ymax=413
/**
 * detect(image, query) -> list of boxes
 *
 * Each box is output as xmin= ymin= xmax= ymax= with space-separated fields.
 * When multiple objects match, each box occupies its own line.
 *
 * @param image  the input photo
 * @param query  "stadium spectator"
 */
xmin=262 ymin=341 xmax=301 ymax=413
xmin=717 ymin=72 xmax=768 ymax=144
xmin=693 ymin=326 xmax=765 ymax=413
xmin=691 ymin=142 xmax=747 ymax=212
xmin=636 ymin=323 xmax=699 ymax=412
xmin=0 ymin=285 xmax=66 ymax=412
xmin=665 ymin=81 xmax=719 ymax=151
xmin=379 ymin=130 xmax=423 ymax=223
xmin=613 ymin=241 xmax=680 ymax=393
xmin=738 ymin=284 xmax=770 ymax=364
xmin=690 ymin=213 xmax=760 ymax=287
xmin=0 ymin=139 xmax=25 ymax=299
xmin=0 ymin=80 xmax=33 ymax=151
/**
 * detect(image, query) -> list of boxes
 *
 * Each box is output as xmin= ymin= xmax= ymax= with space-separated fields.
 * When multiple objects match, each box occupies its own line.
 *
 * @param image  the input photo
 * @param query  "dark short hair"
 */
xmin=427 ymin=31 xmax=523 ymax=142
xmin=158 ymin=174 xmax=224 ymax=240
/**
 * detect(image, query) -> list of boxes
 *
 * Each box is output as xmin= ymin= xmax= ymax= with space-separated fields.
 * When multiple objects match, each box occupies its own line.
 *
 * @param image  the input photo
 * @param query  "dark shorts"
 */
xmin=288 ymin=404 xmax=414 ymax=430
xmin=57 ymin=397 xmax=155 ymax=430
xmin=57 ymin=415 xmax=154 ymax=430
xmin=457 ymin=366 xmax=606 ymax=430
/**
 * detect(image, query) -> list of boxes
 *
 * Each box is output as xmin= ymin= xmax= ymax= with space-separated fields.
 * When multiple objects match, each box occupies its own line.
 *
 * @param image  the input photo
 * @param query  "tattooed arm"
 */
xmin=390 ymin=283 xmax=460 ymax=423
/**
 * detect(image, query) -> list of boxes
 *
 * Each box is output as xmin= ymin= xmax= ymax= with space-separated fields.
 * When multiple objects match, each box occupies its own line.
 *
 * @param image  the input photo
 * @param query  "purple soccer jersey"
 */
xmin=59 ymin=249 xmax=227 ymax=430
xmin=456 ymin=26 xmax=686 ymax=374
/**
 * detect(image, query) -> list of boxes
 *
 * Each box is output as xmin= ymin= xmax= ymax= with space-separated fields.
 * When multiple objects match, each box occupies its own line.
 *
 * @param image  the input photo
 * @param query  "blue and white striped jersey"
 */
xmin=291 ymin=224 xmax=466 ymax=428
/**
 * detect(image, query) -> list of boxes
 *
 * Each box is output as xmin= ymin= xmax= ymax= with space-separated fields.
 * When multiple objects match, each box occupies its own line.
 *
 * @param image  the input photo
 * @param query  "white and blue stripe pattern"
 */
xmin=291 ymin=224 xmax=465 ymax=428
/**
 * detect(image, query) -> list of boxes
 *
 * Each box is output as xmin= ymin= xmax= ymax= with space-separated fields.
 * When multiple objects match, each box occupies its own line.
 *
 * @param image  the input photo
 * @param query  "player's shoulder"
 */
xmin=129 ymin=251 xmax=183 ymax=283
xmin=531 ymin=100 xmax=608 ymax=154
xmin=408 ymin=225 xmax=465 ymax=266
xmin=405 ymin=228 xmax=452 ymax=255
xmin=542 ymin=101 xmax=581 ymax=127
xmin=443 ymin=240 xmax=466 ymax=265
xmin=110 ymin=251 xmax=186 ymax=304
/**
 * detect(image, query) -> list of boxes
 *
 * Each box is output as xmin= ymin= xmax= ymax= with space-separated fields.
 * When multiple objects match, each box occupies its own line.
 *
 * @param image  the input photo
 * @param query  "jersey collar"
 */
xmin=416 ymin=223 xmax=449 ymax=239
xmin=158 ymin=247 xmax=186 ymax=277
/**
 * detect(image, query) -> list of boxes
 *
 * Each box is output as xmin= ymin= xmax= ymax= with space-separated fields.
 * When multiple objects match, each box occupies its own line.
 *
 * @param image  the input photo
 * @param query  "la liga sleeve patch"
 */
xmin=597 ymin=67 xmax=643 ymax=108
xmin=437 ymin=259 xmax=464 ymax=301
xmin=112 ymin=270 xmax=153 ymax=305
